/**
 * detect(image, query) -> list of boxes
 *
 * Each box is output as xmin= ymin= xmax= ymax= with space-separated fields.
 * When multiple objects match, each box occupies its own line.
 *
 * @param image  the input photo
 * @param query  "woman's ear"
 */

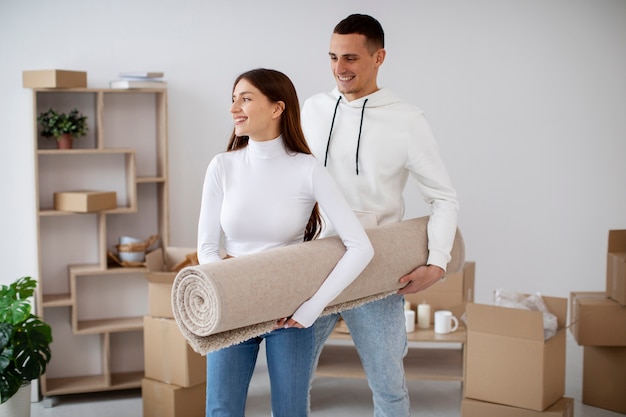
xmin=272 ymin=101 xmax=285 ymax=119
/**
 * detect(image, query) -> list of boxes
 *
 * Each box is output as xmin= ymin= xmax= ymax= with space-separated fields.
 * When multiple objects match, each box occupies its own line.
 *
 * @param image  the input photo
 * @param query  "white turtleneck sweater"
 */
xmin=197 ymin=136 xmax=374 ymax=327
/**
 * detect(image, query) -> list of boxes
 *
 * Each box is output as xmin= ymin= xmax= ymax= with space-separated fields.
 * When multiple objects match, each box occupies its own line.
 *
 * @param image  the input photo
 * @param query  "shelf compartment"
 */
xmin=38 ymin=216 xmax=101 ymax=302
xmin=37 ymin=149 xmax=136 ymax=213
xmin=106 ymin=182 xmax=166 ymax=252
xmin=43 ymin=371 xmax=144 ymax=396
xmin=34 ymin=91 xmax=98 ymax=150
xmin=71 ymin=268 xmax=148 ymax=335
xmin=102 ymin=92 xmax=166 ymax=178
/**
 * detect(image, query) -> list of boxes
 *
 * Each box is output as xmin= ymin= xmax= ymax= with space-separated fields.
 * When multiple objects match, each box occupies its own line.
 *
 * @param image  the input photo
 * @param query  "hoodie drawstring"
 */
xmin=355 ymin=98 xmax=368 ymax=175
xmin=324 ymin=96 xmax=342 ymax=168
xmin=324 ymin=96 xmax=368 ymax=175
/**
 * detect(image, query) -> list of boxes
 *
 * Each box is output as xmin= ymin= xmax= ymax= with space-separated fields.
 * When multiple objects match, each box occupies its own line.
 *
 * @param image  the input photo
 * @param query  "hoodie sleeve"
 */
xmin=405 ymin=113 xmax=459 ymax=270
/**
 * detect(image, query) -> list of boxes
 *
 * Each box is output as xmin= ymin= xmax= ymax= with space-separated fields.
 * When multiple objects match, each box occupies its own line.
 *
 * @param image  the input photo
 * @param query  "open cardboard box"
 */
xmin=607 ymin=230 xmax=626 ymax=305
xmin=144 ymin=247 xmax=197 ymax=318
xmin=465 ymin=295 xmax=567 ymax=412
xmin=569 ymin=291 xmax=626 ymax=346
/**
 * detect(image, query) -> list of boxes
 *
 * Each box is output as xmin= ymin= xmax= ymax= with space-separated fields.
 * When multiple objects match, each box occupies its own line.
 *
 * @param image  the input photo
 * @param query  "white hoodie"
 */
xmin=302 ymin=87 xmax=459 ymax=270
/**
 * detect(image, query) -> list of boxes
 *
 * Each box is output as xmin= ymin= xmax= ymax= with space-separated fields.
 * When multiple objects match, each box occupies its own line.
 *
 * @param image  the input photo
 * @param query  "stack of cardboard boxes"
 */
xmin=568 ymin=229 xmax=626 ymax=415
xmin=462 ymin=294 xmax=574 ymax=416
xmin=142 ymin=247 xmax=206 ymax=417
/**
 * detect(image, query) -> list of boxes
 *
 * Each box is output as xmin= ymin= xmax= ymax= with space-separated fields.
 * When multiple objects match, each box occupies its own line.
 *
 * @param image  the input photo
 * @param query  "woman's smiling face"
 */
xmin=230 ymin=78 xmax=282 ymax=142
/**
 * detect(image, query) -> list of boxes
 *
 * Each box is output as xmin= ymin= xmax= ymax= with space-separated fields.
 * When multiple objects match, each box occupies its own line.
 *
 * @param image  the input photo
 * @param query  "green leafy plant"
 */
xmin=0 ymin=276 xmax=52 ymax=404
xmin=37 ymin=108 xmax=88 ymax=140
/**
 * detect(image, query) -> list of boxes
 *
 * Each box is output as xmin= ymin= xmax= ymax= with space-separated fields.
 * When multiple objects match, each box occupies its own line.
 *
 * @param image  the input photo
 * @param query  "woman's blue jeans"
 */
xmin=205 ymin=326 xmax=314 ymax=417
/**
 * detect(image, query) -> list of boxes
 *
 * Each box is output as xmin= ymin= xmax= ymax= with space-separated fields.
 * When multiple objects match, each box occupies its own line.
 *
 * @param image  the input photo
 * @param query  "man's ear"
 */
xmin=273 ymin=101 xmax=285 ymax=119
xmin=375 ymin=48 xmax=386 ymax=66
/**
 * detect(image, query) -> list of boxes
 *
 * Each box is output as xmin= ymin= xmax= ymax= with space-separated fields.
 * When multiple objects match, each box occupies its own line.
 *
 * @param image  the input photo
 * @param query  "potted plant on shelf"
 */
xmin=0 ymin=276 xmax=52 ymax=416
xmin=37 ymin=108 xmax=88 ymax=149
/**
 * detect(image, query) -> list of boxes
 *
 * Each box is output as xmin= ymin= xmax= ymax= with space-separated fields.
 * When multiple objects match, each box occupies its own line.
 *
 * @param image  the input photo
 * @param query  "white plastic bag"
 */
xmin=494 ymin=289 xmax=558 ymax=340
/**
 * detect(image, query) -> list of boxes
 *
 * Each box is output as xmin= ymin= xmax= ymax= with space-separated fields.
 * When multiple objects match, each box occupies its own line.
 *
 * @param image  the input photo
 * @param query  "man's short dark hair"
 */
xmin=334 ymin=14 xmax=385 ymax=51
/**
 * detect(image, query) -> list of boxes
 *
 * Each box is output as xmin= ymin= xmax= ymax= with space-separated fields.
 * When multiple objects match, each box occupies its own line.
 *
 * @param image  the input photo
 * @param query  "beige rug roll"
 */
xmin=172 ymin=216 xmax=465 ymax=354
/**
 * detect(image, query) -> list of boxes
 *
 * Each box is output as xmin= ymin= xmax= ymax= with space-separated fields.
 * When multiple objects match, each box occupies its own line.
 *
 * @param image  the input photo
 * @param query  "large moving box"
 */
xmin=465 ymin=296 xmax=567 ymax=411
xmin=142 ymin=378 xmax=205 ymax=417
xmin=582 ymin=346 xmax=626 ymax=414
xmin=569 ymin=291 xmax=626 ymax=346
xmin=144 ymin=316 xmax=206 ymax=387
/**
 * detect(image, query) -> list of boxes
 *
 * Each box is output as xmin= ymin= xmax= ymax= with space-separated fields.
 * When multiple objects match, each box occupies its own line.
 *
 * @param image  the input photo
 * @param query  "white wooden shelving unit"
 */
xmin=30 ymin=87 xmax=169 ymax=397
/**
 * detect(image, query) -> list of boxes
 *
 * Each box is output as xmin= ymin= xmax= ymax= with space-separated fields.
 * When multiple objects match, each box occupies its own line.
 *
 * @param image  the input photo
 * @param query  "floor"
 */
xmin=31 ymin=333 xmax=625 ymax=417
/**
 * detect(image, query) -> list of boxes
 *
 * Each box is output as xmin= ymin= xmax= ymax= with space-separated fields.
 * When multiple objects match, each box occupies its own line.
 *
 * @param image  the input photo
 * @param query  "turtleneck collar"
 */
xmin=247 ymin=135 xmax=285 ymax=159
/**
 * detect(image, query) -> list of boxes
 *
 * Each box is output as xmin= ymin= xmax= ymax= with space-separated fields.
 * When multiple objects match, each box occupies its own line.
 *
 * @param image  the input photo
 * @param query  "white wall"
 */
xmin=1 ymin=0 xmax=625 ymax=303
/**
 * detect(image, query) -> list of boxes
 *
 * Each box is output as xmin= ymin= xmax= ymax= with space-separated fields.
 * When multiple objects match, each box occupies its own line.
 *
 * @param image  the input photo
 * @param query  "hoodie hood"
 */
xmin=330 ymin=87 xmax=403 ymax=109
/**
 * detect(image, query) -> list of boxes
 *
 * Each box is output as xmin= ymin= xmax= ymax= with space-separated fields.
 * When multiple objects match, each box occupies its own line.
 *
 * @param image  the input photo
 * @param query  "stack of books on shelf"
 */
xmin=110 ymin=71 xmax=167 ymax=89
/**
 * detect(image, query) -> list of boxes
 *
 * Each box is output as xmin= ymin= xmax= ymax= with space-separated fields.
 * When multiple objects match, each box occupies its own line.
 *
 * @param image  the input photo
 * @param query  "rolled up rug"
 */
xmin=172 ymin=216 xmax=465 ymax=354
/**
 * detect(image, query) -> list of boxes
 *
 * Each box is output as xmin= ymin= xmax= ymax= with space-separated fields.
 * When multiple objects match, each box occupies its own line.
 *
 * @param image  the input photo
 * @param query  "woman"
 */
xmin=196 ymin=68 xmax=374 ymax=417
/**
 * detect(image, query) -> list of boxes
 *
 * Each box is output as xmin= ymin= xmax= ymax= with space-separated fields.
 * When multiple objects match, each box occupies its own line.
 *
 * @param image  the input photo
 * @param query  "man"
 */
xmin=301 ymin=14 xmax=459 ymax=416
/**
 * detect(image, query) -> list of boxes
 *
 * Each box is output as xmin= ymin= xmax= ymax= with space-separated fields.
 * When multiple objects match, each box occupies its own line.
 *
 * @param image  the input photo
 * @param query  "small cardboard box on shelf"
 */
xmin=607 ymin=229 xmax=626 ymax=305
xmin=462 ymin=397 xmax=574 ymax=417
xmin=142 ymin=378 xmax=205 ymax=417
xmin=22 ymin=69 xmax=87 ymax=88
xmin=582 ymin=345 xmax=626 ymax=414
xmin=569 ymin=291 xmax=626 ymax=346
xmin=144 ymin=247 xmax=197 ymax=318
xmin=464 ymin=295 xmax=567 ymax=412
xmin=53 ymin=190 xmax=116 ymax=213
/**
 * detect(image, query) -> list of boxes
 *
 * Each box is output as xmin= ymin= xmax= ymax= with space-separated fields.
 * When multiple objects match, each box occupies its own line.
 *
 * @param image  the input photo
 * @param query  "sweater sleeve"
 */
xmin=196 ymin=156 xmax=225 ymax=264
xmin=290 ymin=163 xmax=375 ymax=327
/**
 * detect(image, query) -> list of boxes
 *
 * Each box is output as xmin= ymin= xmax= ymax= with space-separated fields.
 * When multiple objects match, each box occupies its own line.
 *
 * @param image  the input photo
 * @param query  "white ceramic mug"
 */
xmin=404 ymin=310 xmax=416 ymax=333
xmin=434 ymin=310 xmax=459 ymax=334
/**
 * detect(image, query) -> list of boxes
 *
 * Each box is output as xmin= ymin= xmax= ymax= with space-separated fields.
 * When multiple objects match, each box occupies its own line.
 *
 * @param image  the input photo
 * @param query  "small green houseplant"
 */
xmin=0 ymin=276 xmax=52 ymax=404
xmin=37 ymin=108 xmax=88 ymax=149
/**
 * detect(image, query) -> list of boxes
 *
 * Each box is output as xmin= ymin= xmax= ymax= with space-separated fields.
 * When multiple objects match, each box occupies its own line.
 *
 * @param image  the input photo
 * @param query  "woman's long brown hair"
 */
xmin=227 ymin=68 xmax=322 ymax=241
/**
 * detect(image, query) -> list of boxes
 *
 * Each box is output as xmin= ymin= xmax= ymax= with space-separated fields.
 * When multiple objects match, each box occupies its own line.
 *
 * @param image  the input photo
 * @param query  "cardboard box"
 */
xmin=582 ymin=346 xmax=626 ymax=414
xmin=144 ymin=247 xmax=197 ymax=318
xmin=465 ymin=296 xmax=567 ymax=412
xmin=462 ymin=397 xmax=574 ymax=417
xmin=144 ymin=316 xmax=205 ymax=387
xmin=54 ymin=190 xmax=116 ymax=213
xmin=607 ymin=230 xmax=626 ymax=305
xmin=22 ymin=69 xmax=87 ymax=88
xmin=405 ymin=261 xmax=475 ymax=323
xmin=569 ymin=291 xmax=626 ymax=346
xmin=142 ymin=378 xmax=205 ymax=417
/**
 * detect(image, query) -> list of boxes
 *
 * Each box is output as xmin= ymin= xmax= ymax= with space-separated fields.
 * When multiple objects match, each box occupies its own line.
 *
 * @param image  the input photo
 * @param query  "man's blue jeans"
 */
xmin=206 ymin=326 xmax=314 ymax=417
xmin=311 ymin=294 xmax=410 ymax=417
